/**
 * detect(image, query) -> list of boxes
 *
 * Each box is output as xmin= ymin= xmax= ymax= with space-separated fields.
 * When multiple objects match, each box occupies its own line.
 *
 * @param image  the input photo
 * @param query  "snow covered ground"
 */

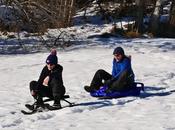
xmin=0 ymin=2 xmax=175 ymax=129
xmin=0 ymin=37 xmax=175 ymax=130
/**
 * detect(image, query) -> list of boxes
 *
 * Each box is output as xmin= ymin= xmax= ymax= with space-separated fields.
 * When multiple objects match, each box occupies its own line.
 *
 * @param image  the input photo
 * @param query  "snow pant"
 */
xmin=90 ymin=69 xmax=134 ymax=92
xmin=30 ymin=80 xmax=65 ymax=101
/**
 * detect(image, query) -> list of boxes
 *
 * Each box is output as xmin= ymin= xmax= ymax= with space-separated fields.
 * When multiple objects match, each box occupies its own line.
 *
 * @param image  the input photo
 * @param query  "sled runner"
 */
xmin=21 ymin=95 xmax=74 ymax=115
xmin=90 ymin=82 xmax=144 ymax=99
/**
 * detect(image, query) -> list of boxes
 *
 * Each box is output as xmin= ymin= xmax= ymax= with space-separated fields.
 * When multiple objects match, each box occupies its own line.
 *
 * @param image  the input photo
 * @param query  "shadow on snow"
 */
xmin=71 ymin=86 xmax=175 ymax=110
xmin=140 ymin=86 xmax=175 ymax=98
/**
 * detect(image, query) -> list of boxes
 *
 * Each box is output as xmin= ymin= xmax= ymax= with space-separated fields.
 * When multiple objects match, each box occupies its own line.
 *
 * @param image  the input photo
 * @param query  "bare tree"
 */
xmin=149 ymin=0 xmax=163 ymax=35
xmin=135 ymin=0 xmax=144 ymax=33
xmin=169 ymin=0 xmax=175 ymax=26
xmin=0 ymin=0 xmax=75 ymax=32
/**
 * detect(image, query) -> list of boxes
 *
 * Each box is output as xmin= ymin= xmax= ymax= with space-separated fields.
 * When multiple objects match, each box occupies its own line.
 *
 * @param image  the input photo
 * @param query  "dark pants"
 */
xmin=30 ymin=80 xmax=65 ymax=100
xmin=90 ymin=69 xmax=134 ymax=91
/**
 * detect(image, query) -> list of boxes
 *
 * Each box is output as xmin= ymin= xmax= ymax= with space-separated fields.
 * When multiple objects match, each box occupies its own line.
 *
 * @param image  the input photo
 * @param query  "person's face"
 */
xmin=47 ymin=63 xmax=55 ymax=70
xmin=114 ymin=54 xmax=123 ymax=62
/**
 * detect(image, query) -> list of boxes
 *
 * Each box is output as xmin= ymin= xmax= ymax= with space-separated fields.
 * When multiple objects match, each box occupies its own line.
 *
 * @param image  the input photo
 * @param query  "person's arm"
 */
xmin=104 ymin=59 xmax=118 ymax=87
xmin=43 ymin=76 xmax=49 ymax=86
xmin=38 ymin=66 xmax=48 ymax=85
xmin=113 ymin=58 xmax=131 ymax=80
xmin=112 ymin=59 xmax=117 ymax=76
xmin=49 ymin=65 xmax=63 ymax=85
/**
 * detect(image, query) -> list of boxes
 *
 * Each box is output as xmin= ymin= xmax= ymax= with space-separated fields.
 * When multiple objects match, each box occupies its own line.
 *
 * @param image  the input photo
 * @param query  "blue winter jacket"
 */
xmin=112 ymin=56 xmax=135 ymax=81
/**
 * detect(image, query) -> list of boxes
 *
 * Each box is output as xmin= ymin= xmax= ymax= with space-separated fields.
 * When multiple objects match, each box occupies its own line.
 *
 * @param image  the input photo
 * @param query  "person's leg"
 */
xmin=89 ymin=69 xmax=112 ymax=90
xmin=49 ymin=77 xmax=65 ymax=109
xmin=109 ymin=70 xmax=134 ymax=92
xmin=29 ymin=81 xmax=39 ymax=99
xmin=29 ymin=81 xmax=45 ymax=107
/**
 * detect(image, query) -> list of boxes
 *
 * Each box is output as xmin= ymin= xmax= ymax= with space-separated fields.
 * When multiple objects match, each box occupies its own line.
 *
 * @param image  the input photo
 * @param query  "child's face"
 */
xmin=47 ymin=64 xmax=55 ymax=70
xmin=114 ymin=54 xmax=123 ymax=62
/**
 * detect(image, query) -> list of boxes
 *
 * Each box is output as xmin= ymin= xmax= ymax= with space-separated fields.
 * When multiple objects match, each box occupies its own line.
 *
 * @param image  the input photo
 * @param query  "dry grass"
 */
xmin=0 ymin=0 xmax=75 ymax=33
xmin=126 ymin=31 xmax=141 ymax=38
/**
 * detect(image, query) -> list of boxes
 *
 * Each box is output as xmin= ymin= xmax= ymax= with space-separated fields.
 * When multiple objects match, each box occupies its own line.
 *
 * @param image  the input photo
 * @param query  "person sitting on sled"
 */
xmin=84 ymin=47 xmax=135 ymax=93
xmin=29 ymin=49 xmax=66 ymax=110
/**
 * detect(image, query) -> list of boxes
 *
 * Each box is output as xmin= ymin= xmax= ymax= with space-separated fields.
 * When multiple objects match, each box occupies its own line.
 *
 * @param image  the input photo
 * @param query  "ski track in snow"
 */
xmin=0 ymin=39 xmax=175 ymax=130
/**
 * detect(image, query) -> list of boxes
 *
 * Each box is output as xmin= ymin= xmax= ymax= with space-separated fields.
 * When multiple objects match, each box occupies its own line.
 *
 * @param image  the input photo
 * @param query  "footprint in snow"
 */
xmin=37 ymin=113 xmax=55 ymax=120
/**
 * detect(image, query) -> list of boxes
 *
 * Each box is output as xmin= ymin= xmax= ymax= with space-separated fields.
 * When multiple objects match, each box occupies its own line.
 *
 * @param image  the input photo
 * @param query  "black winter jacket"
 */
xmin=37 ymin=64 xmax=65 ymax=97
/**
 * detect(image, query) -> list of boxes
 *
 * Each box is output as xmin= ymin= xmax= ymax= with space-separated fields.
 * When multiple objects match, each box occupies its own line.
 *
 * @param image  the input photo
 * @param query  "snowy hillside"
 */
xmin=0 ymin=37 xmax=175 ymax=130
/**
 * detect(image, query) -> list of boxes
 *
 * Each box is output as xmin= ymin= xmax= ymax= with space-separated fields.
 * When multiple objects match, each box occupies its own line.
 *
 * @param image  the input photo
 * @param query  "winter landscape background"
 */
xmin=0 ymin=37 xmax=175 ymax=130
xmin=0 ymin=1 xmax=175 ymax=130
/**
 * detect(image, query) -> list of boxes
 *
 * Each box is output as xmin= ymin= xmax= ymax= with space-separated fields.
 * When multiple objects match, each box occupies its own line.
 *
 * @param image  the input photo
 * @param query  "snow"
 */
xmin=0 ymin=38 xmax=175 ymax=130
xmin=0 ymin=4 xmax=175 ymax=130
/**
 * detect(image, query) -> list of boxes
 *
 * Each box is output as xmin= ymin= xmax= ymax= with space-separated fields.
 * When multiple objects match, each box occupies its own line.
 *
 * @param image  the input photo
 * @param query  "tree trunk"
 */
xmin=68 ymin=0 xmax=75 ymax=26
xmin=169 ymin=0 xmax=175 ymax=26
xmin=135 ymin=0 xmax=144 ymax=33
xmin=149 ymin=0 xmax=163 ymax=35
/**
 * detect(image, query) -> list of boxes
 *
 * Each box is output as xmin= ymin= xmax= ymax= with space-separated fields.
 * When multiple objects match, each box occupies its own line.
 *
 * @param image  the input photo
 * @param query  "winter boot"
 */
xmin=84 ymin=85 xmax=94 ymax=92
xmin=35 ymin=96 xmax=44 ymax=108
xmin=25 ymin=96 xmax=45 ymax=111
xmin=48 ymin=98 xmax=61 ymax=110
xmin=25 ymin=103 xmax=36 ymax=110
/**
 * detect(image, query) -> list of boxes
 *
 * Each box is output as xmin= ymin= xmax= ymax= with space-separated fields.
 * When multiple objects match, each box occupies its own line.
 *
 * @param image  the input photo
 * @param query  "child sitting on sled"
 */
xmin=84 ymin=47 xmax=135 ymax=93
xmin=29 ymin=49 xmax=66 ymax=110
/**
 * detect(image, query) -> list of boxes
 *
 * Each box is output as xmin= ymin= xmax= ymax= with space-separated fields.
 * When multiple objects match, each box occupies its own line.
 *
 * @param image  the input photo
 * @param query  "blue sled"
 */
xmin=90 ymin=82 xmax=144 ymax=99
